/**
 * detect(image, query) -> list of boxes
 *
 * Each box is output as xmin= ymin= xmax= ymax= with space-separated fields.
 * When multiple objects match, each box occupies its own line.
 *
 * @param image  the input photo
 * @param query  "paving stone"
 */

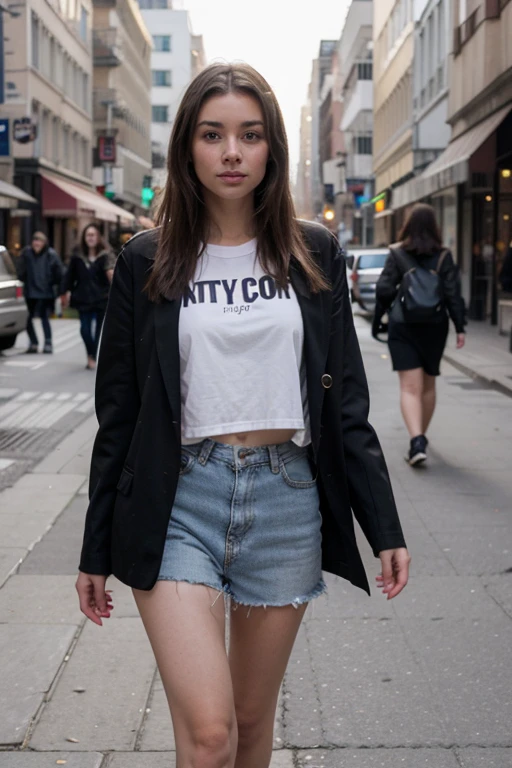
xmin=0 ymin=575 xmax=83 ymax=625
xmin=291 ymin=618 xmax=446 ymax=748
xmin=0 ymin=548 xmax=25 ymax=587
xmin=456 ymin=747 xmax=512 ymax=766
xmin=402 ymin=617 xmax=512 ymax=745
xmin=0 ymin=488 xmax=75 ymax=515
xmin=482 ymin=574 xmax=512 ymax=618
xmin=410 ymin=495 xmax=511 ymax=531
xmin=108 ymin=751 xmax=292 ymax=767
xmin=0 ymin=754 xmax=104 ymax=768
xmin=432 ymin=527 xmax=512 ymax=576
xmin=29 ymin=618 xmax=156 ymax=751
xmin=15 ymin=473 xmax=85 ymax=495
xmin=295 ymin=748 xmax=460 ymax=767
xmin=18 ymin=497 xmax=88 ymax=576
xmin=391 ymin=576 xmax=505 ymax=620
xmin=282 ymin=622 xmax=324 ymax=748
xmin=0 ymin=512 xmax=60 ymax=550
xmin=392 ymin=526 xmax=456 ymax=577
xmin=307 ymin=573 xmax=394 ymax=621
xmin=0 ymin=623 xmax=76 ymax=746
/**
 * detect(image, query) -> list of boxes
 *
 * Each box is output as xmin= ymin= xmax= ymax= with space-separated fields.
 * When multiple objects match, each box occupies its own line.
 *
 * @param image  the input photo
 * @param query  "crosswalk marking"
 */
xmin=0 ymin=390 xmax=95 ymax=429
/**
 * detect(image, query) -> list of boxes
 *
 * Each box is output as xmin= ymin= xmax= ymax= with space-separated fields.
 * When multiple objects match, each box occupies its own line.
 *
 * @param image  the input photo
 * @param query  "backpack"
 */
xmin=392 ymin=246 xmax=449 ymax=323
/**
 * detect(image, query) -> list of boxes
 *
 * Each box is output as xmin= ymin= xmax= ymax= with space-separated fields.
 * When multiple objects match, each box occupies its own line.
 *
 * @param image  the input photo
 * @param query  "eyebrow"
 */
xmin=197 ymin=120 xmax=265 ymax=129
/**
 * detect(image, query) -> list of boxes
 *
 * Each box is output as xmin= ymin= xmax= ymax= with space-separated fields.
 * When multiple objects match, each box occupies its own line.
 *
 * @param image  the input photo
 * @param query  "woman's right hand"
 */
xmin=76 ymin=571 xmax=114 ymax=626
xmin=456 ymin=333 xmax=466 ymax=349
xmin=60 ymin=292 xmax=71 ymax=309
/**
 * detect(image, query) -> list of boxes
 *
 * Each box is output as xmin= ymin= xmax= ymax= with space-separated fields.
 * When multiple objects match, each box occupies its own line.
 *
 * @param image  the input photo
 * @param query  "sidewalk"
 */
xmin=1 ymin=320 xmax=511 ymax=767
xmin=444 ymin=318 xmax=512 ymax=396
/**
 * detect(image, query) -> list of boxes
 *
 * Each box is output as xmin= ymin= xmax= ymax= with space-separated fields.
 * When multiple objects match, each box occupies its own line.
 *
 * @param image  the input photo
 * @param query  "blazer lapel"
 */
xmin=290 ymin=264 xmax=330 ymax=458
xmin=154 ymin=298 xmax=182 ymax=439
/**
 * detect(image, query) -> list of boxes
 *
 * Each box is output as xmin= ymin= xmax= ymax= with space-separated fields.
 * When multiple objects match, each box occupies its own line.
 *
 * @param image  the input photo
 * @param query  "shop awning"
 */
xmin=0 ymin=179 xmax=37 ymax=207
xmin=40 ymin=171 xmax=135 ymax=224
xmin=393 ymin=105 xmax=511 ymax=209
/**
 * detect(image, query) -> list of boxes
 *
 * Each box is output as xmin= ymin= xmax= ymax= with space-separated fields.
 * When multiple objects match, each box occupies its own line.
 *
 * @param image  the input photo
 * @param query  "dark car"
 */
xmin=348 ymin=247 xmax=389 ymax=313
xmin=0 ymin=245 xmax=28 ymax=351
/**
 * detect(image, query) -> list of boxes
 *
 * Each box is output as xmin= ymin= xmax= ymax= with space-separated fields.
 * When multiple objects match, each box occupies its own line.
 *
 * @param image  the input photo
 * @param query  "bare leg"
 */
xmin=421 ymin=372 xmax=436 ymax=434
xmin=133 ymin=582 xmax=237 ymax=768
xmin=398 ymin=368 xmax=425 ymax=437
xmin=229 ymin=603 xmax=307 ymax=768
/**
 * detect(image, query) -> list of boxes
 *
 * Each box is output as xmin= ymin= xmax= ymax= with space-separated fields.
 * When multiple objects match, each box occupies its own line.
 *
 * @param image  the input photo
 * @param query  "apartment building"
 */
xmin=91 ymin=0 xmax=153 ymax=216
xmin=3 ymin=0 xmax=134 ymax=257
xmin=295 ymin=99 xmax=313 ymax=219
xmin=372 ymin=0 xmax=414 ymax=243
xmin=339 ymin=0 xmax=374 ymax=244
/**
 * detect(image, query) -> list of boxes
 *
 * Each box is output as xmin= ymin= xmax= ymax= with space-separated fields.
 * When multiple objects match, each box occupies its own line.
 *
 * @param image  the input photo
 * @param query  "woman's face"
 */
xmin=191 ymin=92 xmax=269 ymax=204
xmin=85 ymin=227 xmax=100 ymax=249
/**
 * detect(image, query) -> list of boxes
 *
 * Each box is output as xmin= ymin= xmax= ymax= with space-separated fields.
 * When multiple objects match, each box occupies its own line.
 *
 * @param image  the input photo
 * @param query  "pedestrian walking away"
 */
xmin=76 ymin=62 xmax=411 ymax=768
xmin=16 ymin=231 xmax=64 ymax=354
xmin=372 ymin=203 xmax=466 ymax=467
xmin=60 ymin=224 xmax=116 ymax=370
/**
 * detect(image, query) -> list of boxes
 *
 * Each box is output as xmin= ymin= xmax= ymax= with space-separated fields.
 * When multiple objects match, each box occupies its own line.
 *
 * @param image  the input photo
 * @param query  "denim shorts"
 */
xmin=157 ymin=438 xmax=326 ymax=608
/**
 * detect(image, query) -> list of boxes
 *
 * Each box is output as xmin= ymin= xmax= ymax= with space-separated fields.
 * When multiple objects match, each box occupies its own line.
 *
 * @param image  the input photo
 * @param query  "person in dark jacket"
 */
xmin=75 ymin=63 xmax=410 ymax=768
xmin=372 ymin=203 xmax=466 ymax=466
xmin=61 ymin=224 xmax=116 ymax=370
xmin=500 ymin=242 xmax=512 ymax=293
xmin=16 ymin=232 xmax=64 ymax=354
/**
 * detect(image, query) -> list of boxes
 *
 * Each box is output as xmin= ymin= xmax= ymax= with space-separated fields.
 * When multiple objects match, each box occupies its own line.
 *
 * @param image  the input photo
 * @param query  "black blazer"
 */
xmin=79 ymin=221 xmax=406 ymax=595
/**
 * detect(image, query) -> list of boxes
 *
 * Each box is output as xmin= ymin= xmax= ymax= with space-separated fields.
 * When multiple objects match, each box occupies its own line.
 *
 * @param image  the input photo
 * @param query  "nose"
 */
xmin=222 ymin=136 xmax=242 ymax=164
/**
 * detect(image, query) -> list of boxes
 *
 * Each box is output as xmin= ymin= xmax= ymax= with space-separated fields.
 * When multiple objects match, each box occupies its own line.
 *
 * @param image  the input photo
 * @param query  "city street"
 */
xmin=0 ymin=314 xmax=511 ymax=767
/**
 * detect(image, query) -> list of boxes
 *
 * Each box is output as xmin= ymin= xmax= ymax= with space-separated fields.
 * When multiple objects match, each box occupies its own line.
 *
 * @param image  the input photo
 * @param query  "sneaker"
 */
xmin=407 ymin=435 xmax=428 ymax=466
xmin=26 ymin=344 xmax=38 ymax=354
xmin=43 ymin=342 xmax=53 ymax=354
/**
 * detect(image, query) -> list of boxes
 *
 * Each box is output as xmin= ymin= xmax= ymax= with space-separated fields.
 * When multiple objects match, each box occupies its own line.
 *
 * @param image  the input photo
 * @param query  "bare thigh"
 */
xmin=229 ymin=603 xmax=307 ymax=733
xmin=398 ymin=367 xmax=424 ymax=395
xmin=133 ymin=582 xmax=235 ymax=755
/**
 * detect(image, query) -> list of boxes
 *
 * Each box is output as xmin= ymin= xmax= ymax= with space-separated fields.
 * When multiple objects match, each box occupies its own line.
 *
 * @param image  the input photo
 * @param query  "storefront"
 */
xmin=0 ymin=180 xmax=37 ymax=253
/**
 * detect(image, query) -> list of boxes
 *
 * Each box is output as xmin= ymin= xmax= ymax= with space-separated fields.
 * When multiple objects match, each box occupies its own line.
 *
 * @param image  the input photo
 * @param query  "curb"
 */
xmin=442 ymin=351 xmax=512 ymax=399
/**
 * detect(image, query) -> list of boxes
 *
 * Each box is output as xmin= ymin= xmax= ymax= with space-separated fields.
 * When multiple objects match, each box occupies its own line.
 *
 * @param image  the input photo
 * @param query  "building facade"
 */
xmin=2 ymin=0 xmax=135 ymax=259
xmin=373 ymin=0 xmax=415 ymax=243
xmin=295 ymin=99 xmax=313 ymax=219
xmin=92 ymin=0 xmax=153 ymax=217
xmin=138 ymin=2 xmax=194 ymax=187
xmin=339 ymin=0 xmax=375 ymax=244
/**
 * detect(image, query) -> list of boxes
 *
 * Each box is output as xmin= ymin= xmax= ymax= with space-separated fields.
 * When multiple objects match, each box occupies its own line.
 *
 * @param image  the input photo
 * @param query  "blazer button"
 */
xmin=321 ymin=373 xmax=333 ymax=389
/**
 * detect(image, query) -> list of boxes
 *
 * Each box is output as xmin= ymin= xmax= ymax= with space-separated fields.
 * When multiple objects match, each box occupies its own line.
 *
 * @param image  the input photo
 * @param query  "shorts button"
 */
xmin=321 ymin=373 xmax=333 ymax=389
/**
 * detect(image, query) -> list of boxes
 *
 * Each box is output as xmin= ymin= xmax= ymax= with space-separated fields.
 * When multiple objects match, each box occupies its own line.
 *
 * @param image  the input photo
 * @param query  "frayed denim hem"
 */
xmin=230 ymin=578 xmax=327 ymax=617
xmin=156 ymin=577 xmax=231 ymax=608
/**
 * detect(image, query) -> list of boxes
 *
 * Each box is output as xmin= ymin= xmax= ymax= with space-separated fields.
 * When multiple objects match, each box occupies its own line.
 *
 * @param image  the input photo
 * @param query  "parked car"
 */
xmin=347 ymin=246 xmax=389 ymax=313
xmin=0 ymin=245 xmax=28 ymax=351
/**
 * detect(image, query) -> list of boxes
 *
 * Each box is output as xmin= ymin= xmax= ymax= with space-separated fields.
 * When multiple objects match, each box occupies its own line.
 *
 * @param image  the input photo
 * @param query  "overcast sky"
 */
xmin=179 ymin=0 xmax=351 ymax=178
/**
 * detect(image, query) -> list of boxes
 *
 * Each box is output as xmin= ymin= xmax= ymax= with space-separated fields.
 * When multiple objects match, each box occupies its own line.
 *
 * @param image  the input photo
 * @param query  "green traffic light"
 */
xmin=141 ymin=187 xmax=155 ymax=207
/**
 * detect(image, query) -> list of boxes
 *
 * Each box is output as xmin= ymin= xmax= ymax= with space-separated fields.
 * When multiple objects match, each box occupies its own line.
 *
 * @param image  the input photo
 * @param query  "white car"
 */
xmin=0 ymin=245 xmax=28 ymax=351
xmin=347 ymin=247 xmax=389 ymax=314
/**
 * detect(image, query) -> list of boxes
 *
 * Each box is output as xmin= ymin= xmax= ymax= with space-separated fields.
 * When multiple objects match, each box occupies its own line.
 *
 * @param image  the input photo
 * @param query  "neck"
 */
xmin=204 ymin=192 xmax=256 ymax=246
xmin=88 ymin=248 xmax=96 ymax=257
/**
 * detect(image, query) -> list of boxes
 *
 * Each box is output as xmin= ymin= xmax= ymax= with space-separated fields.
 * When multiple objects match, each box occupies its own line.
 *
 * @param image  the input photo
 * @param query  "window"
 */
xmin=79 ymin=6 xmax=88 ymax=43
xmin=438 ymin=0 xmax=446 ymax=62
xmin=63 ymin=126 xmax=69 ymax=167
xmin=357 ymin=253 xmax=388 ymax=270
xmin=355 ymin=135 xmax=372 ymax=155
xmin=153 ymin=35 xmax=171 ymax=52
xmin=152 ymin=70 xmax=172 ymax=87
xmin=31 ymin=13 xmax=39 ymax=69
xmin=152 ymin=105 xmax=169 ymax=122
xmin=357 ymin=62 xmax=373 ymax=80
xmin=82 ymin=73 xmax=89 ymax=111
xmin=52 ymin=117 xmax=59 ymax=162
xmin=55 ymin=45 xmax=64 ymax=89
xmin=139 ymin=0 xmax=168 ymax=7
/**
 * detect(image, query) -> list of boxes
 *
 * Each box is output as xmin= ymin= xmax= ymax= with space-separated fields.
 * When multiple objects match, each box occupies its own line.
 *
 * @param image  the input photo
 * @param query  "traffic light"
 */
xmin=141 ymin=175 xmax=155 ymax=208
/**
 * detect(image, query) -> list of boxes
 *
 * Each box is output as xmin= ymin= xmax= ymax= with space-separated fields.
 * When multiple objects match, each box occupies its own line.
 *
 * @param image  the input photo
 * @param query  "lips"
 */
xmin=218 ymin=172 xmax=246 ymax=179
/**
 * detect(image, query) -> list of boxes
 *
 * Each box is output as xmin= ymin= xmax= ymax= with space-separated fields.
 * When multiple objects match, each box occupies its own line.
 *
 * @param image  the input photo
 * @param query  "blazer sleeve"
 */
xmin=375 ymin=249 xmax=401 ymax=310
xmin=60 ymin=257 xmax=76 ymax=294
xmin=439 ymin=250 xmax=466 ymax=333
xmin=330 ymin=240 xmax=407 ymax=555
xmin=78 ymin=250 xmax=141 ymax=575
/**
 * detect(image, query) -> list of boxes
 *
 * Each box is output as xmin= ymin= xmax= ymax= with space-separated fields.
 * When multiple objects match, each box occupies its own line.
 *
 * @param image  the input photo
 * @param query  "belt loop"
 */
xmin=198 ymin=438 xmax=215 ymax=466
xmin=268 ymin=444 xmax=280 ymax=474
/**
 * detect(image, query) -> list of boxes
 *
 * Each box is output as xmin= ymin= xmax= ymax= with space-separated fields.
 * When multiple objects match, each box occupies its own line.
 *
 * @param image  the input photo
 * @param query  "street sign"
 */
xmin=0 ymin=119 xmax=9 ymax=156
xmin=98 ymin=135 xmax=116 ymax=163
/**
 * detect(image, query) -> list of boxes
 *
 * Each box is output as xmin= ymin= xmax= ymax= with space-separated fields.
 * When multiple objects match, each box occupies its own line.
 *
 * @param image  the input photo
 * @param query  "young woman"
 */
xmin=61 ymin=224 xmax=115 ymax=369
xmin=76 ymin=63 xmax=410 ymax=768
xmin=373 ymin=203 xmax=466 ymax=466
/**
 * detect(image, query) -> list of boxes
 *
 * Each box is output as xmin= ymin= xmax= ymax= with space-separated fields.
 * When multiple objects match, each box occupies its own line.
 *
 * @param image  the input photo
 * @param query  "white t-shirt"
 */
xmin=179 ymin=239 xmax=311 ymax=446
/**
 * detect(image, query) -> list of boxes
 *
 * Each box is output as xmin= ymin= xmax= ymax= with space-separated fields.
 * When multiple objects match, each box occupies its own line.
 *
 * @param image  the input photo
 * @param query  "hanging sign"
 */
xmin=13 ymin=117 xmax=37 ymax=144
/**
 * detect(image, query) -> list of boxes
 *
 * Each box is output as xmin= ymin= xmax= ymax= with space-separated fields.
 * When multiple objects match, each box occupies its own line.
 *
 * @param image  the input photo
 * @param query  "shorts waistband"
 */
xmin=183 ymin=438 xmax=308 ymax=474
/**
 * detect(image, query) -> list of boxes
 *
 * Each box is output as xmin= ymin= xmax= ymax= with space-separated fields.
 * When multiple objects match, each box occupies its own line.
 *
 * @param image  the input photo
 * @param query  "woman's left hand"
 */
xmin=456 ymin=333 xmax=465 ymax=349
xmin=376 ymin=548 xmax=411 ymax=599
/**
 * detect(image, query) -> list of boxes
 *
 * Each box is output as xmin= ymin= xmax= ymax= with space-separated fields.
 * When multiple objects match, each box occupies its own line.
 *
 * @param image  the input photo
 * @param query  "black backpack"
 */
xmin=392 ymin=246 xmax=449 ymax=323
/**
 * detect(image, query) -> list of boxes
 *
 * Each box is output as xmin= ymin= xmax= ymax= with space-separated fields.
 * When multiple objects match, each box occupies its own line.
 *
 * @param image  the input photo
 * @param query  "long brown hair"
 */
xmin=146 ymin=63 xmax=328 ymax=302
xmin=80 ymin=223 xmax=108 ymax=257
xmin=399 ymin=203 xmax=443 ymax=255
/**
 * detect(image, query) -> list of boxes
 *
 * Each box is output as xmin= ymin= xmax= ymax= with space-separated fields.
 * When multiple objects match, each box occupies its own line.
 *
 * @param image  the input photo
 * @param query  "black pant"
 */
xmin=79 ymin=309 xmax=105 ymax=359
xmin=26 ymin=298 xmax=54 ymax=347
